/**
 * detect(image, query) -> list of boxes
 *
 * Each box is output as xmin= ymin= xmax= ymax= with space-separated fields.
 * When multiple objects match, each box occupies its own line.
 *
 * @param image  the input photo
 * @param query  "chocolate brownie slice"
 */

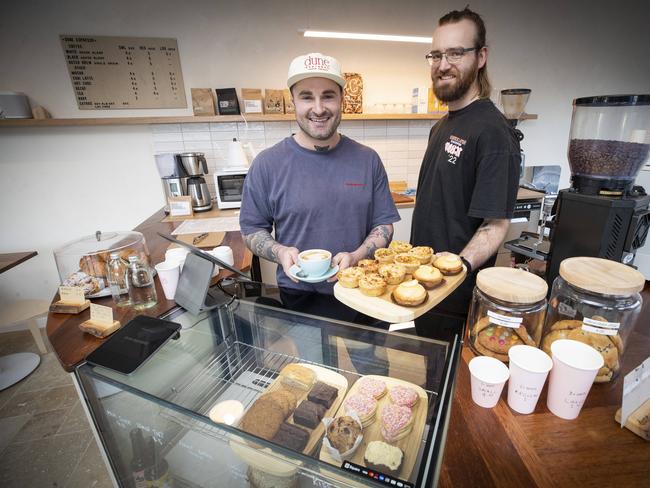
xmin=271 ymin=422 xmax=309 ymax=452
xmin=293 ymin=400 xmax=326 ymax=429
xmin=307 ymin=381 xmax=338 ymax=409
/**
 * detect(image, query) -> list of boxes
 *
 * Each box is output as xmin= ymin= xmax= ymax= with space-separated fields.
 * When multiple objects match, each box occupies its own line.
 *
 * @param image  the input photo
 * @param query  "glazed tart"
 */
xmin=433 ymin=254 xmax=464 ymax=275
xmin=392 ymin=279 xmax=427 ymax=306
xmin=413 ymin=264 xmax=443 ymax=289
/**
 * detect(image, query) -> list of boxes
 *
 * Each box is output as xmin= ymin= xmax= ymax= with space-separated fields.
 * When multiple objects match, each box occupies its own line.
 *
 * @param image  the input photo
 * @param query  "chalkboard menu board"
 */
xmin=60 ymin=35 xmax=187 ymax=110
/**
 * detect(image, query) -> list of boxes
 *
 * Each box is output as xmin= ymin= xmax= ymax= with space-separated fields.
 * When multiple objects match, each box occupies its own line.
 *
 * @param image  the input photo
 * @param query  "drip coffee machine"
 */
xmin=506 ymin=94 xmax=650 ymax=287
xmin=178 ymin=153 xmax=213 ymax=212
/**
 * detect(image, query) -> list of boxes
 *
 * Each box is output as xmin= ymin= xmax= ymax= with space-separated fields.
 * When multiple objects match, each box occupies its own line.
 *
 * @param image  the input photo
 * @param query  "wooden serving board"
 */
xmin=229 ymin=363 xmax=348 ymax=476
xmin=319 ymin=375 xmax=429 ymax=483
xmin=334 ymin=267 xmax=466 ymax=323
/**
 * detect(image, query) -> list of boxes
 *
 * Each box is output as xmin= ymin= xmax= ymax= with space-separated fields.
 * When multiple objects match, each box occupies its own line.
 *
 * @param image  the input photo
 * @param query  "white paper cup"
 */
xmin=468 ymin=355 xmax=510 ymax=408
xmin=211 ymin=246 xmax=235 ymax=268
xmin=507 ymin=345 xmax=553 ymax=414
xmin=165 ymin=247 xmax=190 ymax=270
xmin=547 ymin=339 xmax=604 ymax=420
xmin=154 ymin=260 xmax=181 ymax=300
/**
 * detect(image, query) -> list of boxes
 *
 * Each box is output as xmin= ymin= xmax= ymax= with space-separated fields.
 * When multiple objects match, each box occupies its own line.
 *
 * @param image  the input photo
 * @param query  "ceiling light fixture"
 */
xmin=303 ymin=30 xmax=431 ymax=44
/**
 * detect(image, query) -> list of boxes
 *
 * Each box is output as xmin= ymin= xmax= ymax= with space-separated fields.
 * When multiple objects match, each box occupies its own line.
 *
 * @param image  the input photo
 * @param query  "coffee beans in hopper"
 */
xmin=569 ymin=139 xmax=650 ymax=177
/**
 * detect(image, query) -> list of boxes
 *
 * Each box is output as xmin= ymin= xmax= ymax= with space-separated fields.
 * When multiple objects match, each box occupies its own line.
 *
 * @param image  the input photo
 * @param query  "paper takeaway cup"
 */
xmin=468 ymin=355 xmax=510 ymax=408
xmin=165 ymin=247 xmax=190 ymax=271
xmin=507 ymin=345 xmax=553 ymax=414
xmin=547 ymin=339 xmax=604 ymax=420
xmin=154 ymin=260 xmax=181 ymax=300
xmin=211 ymin=246 xmax=235 ymax=268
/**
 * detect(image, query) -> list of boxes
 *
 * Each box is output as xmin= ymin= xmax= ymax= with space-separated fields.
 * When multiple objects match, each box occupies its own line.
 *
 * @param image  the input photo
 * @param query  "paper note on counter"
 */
xmin=171 ymin=217 xmax=240 ymax=235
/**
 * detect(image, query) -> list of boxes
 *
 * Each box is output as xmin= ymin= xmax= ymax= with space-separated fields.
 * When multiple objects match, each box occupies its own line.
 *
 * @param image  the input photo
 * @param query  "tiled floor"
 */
xmin=0 ymin=329 xmax=112 ymax=488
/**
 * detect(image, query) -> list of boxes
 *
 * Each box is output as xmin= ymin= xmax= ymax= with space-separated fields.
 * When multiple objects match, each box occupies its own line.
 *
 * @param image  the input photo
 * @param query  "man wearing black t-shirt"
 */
xmin=411 ymin=8 xmax=521 ymax=339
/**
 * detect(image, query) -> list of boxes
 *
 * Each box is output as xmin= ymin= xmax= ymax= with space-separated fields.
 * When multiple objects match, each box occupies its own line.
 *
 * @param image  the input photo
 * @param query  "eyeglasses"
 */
xmin=425 ymin=47 xmax=480 ymax=66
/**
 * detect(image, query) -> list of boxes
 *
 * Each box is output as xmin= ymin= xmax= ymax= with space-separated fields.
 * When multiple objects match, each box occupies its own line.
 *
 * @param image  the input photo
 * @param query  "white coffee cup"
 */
xmin=468 ymin=355 xmax=510 ymax=408
xmin=507 ymin=345 xmax=553 ymax=414
xmin=547 ymin=339 xmax=603 ymax=420
xmin=165 ymin=247 xmax=190 ymax=270
xmin=154 ymin=260 xmax=181 ymax=300
xmin=209 ymin=246 xmax=234 ymax=269
xmin=298 ymin=249 xmax=332 ymax=277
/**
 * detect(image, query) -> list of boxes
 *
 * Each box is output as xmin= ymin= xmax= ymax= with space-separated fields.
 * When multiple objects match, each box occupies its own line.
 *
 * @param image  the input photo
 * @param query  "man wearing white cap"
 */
xmin=240 ymin=53 xmax=400 ymax=296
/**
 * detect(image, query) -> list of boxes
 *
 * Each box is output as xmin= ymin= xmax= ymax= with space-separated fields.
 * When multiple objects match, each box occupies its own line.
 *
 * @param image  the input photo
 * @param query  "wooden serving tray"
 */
xmin=319 ymin=375 xmax=429 ymax=483
xmin=334 ymin=267 xmax=466 ymax=323
xmin=229 ymin=363 xmax=348 ymax=476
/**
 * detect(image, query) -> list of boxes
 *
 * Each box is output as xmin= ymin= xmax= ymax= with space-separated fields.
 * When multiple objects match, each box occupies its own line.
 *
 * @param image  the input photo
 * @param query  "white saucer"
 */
xmin=288 ymin=264 xmax=339 ymax=283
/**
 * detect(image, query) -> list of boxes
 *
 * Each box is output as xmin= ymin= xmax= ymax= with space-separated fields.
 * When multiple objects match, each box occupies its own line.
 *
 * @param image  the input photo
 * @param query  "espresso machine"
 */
xmin=177 ymin=152 xmax=213 ymax=212
xmin=506 ymin=94 xmax=650 ymax=288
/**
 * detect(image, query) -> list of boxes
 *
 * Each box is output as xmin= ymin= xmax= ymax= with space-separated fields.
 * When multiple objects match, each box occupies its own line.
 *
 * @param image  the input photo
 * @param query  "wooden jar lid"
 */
xmin=476 ymin=267 xmax=548 ymax=304
xmin=559 ymin=257 xmax=645 ymax=296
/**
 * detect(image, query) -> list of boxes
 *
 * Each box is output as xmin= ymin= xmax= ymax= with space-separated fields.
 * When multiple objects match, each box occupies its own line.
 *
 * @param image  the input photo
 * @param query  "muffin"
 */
xmin=413 ymin=265 xmax=443 ymax=289
xmin=357 ymin=259 xmax=380 ymax=274
xmin=389 ymin=240 xmax=412 ymax=254
xmin=326 ymin=416 xmax=362 ymax=454
xmin=374 ymin=248 xmax=395 ymax=264
xmin=433 ymin=254 xmax=464 ymax=275
xmin=409 ymin=246 xmax=434 ymax=264
xmin=393 ymin=254 xmax=420 ymax=274
xmin=337 ymin=267 xmax=365 ymax=288
xmin=359 ymin=273 xmax=387 ymax=297
xmin=392 ymin=280 xmax=427 ymax=306
xmin=378 ymin=263 xmax=407 ymax=285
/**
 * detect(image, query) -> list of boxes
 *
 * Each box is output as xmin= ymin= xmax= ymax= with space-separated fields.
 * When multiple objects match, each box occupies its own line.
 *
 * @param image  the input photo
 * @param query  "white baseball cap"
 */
xmin=287 ymin=53 xmax=346 ymax=89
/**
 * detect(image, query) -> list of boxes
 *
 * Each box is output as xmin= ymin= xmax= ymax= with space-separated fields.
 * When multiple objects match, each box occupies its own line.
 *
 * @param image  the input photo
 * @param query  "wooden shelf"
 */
xmin=0 ymin=113 xmax=538 ymax=127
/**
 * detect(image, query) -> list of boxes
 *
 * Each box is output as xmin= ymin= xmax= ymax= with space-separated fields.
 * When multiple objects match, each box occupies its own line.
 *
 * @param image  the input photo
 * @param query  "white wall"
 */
xmin=1 ymin=0 xmax=649 ymax=308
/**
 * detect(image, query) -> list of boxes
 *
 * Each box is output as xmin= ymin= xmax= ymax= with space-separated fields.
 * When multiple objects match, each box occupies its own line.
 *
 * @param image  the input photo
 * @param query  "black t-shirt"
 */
xmin=411 ymin=98 xmax=521 ymax=313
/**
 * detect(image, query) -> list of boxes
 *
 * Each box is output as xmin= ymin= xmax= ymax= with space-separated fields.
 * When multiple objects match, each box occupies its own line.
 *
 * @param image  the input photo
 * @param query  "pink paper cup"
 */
xmin=469 ymin=355 xmax=510 ymax=408
xmin=154 ymin=260 xmax=181 ymax=300
xmin=507 ymin=345 xmax=553 ymax=414
xmin=547 ymin=339 xmax=604 ymax=420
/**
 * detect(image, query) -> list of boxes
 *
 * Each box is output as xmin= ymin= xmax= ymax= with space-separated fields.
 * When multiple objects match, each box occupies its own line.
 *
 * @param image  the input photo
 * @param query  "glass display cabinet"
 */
xmin=76 ymin=280 xmax=461 ymax=488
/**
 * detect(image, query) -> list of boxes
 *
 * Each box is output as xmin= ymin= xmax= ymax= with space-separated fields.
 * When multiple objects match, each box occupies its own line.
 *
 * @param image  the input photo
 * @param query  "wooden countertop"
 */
xmin=0 ymin=251 xmax=37 ymax=274
xmin=45 ymin=208 xmax=252 ymax=372
xmin=440 ymin=287 xmax=650 ymax=488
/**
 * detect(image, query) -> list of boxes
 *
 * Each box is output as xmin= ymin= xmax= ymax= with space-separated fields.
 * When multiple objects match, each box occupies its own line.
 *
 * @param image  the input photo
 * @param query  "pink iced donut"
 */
xmin=344 ymin=393 xmax=377 ymax=417
xmin=380 ymin=404 xmax=412 ymax=434
xmin=357 ymin=377 xmax=387 ymax=399
xmin=388 ymin=385 xmax=419 ymax=407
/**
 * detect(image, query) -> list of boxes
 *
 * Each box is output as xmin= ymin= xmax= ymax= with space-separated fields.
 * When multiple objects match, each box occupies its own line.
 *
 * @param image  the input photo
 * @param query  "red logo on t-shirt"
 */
xmin=345 ymin=182 xmax=366 ymax=187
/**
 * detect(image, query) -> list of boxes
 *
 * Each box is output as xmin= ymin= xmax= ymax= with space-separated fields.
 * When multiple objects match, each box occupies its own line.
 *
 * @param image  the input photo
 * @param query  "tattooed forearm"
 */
xmin=355 ymin=224 xmax=394 ymax=260
xmin=242 ymin=230 xmax=283 ymax=263
xmin=460 ymin=219 xmax=509 ymax=270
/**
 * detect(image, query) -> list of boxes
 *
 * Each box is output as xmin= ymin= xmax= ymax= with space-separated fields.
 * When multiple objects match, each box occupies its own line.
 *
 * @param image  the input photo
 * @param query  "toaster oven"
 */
xmin=214 ymin=169 xmax=248 ymax=209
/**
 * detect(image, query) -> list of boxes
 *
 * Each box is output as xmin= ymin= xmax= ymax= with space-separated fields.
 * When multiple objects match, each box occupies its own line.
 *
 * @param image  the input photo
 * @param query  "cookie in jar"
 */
xmin=541 ymin=257 xmax=643 ymax=382
xmin=468 ymin=267 xmax=548 ymax=362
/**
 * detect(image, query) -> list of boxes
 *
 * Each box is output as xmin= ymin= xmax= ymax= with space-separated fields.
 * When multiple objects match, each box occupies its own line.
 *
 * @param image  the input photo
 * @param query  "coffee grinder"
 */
xmin=501 ymin=89 xmax=531 ymax=187
xmin=506 ymin=94 xmax=650 ymax=287
xmin=177 ymin=152 xmax=213 ymax=212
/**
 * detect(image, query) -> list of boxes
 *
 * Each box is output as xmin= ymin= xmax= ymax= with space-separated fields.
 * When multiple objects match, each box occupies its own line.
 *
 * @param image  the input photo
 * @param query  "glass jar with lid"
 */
xmin=541 ymin=257 xmax=644 ymax=383
xmin=468 ymin=267 xmax=548 ymax=363
xmin=53 ymin=231 xmax=151 ymax=298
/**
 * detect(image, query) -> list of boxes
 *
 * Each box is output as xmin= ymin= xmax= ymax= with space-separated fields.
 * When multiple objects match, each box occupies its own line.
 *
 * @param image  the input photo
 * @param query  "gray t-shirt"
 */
xmin=240 ymin=135 xmax=400 ymax=293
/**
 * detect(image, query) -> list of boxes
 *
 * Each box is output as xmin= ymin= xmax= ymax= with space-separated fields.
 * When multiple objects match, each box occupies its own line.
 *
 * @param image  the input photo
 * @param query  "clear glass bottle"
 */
xmin=106 ymin=252 xmax=130 ymax=307
xmin=127 ymin=255 xmax=157 ymax=310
